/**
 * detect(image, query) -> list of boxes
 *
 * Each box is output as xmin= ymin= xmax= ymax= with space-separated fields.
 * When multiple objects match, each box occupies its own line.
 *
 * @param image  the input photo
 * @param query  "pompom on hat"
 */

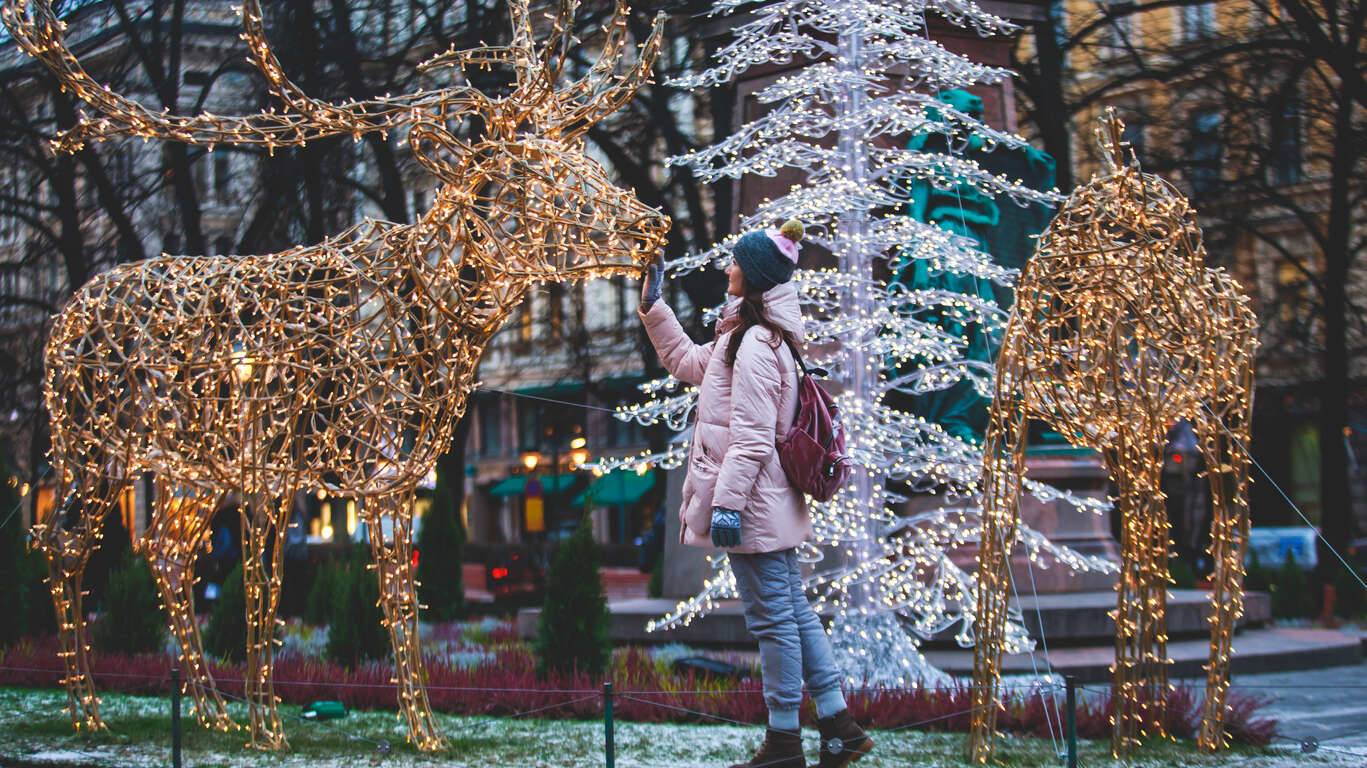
xmin=733 ymin=218 xmax=805 ymax=293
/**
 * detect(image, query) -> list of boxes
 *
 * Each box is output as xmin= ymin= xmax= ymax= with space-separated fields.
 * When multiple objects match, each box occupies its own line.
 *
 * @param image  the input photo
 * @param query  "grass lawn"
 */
xmin=0 ymin=686 xmax=1354 ymax=768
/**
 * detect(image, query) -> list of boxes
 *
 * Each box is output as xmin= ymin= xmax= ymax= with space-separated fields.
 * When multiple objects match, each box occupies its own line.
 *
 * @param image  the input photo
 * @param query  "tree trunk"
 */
xmin=436 ymin=413 xmax=474 ymax=541
xmin=1031 ymin=9 xmax=1073 ymax=190
xmin=1316 ymin=88 xmax=1356 ymax=586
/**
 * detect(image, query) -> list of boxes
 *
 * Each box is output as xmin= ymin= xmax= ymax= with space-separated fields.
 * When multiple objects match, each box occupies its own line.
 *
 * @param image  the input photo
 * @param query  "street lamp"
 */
xmin=569 ymin=436 xmax=590 ymax=468
xmin=521 ymin=452 xmax=541 ymax=471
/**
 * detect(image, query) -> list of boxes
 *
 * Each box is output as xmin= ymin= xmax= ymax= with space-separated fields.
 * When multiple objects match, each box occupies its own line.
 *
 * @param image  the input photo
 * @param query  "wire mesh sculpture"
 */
xmin=967 ymin=110 xmax=1257 ymax=761
xmin=6 ymin=0 xmax=667 ymax=750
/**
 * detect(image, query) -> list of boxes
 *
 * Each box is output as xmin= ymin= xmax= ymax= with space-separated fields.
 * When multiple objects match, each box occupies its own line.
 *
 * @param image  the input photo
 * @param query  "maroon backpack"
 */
xmin=777 ymin=338 xmax=851 ymax=502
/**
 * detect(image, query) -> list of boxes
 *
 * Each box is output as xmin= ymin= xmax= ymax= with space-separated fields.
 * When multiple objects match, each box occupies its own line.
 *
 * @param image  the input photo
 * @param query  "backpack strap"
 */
xmin=781 ymin=335 xmax=809 ymax=376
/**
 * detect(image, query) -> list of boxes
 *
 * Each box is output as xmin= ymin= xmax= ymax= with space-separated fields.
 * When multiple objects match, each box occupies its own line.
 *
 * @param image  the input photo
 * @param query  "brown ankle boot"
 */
xmin=727 ymin=727 xmax=805 ymax=768
xmin=811 ymin=710 xmax=873 ymax=768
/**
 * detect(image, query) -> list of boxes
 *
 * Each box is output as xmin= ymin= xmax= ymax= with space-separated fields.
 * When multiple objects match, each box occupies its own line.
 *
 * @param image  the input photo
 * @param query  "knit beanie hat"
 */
xmin=732 ymin=218 xmax=804 ymax=293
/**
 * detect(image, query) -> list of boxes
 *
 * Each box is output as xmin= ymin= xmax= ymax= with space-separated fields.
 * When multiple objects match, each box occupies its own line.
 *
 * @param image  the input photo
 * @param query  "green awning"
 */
xmin=572 ymin=469 xmax=656 ymax=507
xmin=487 ymin=476 xmax=526 ymax=497
xmin=486 ymin=474 xmax=578 ymax=497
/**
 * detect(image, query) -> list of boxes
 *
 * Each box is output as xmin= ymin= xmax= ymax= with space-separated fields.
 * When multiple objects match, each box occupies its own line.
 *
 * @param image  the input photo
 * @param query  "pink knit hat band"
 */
xmin=765 ymin=230 xmax=800 ymax=264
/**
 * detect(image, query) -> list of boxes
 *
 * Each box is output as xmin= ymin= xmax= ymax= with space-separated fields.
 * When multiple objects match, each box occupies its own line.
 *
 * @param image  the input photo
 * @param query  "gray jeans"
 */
xmin=730 ymin=548 xmax=843 ymax=713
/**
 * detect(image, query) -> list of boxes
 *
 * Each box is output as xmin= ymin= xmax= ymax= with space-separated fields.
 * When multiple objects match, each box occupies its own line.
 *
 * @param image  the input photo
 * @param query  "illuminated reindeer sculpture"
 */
xmin=967 ymin=112 xmax=1257 ymax=761
xmin=7 ymin=0 xmax=667 ymax=750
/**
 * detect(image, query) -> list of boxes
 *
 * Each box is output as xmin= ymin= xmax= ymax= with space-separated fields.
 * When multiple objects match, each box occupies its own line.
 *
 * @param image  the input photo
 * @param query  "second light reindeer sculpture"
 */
xmin=8 ymin=0 xmax=668 ymax=750
xmin=967 ymin=112 xmax=1257 ymax=761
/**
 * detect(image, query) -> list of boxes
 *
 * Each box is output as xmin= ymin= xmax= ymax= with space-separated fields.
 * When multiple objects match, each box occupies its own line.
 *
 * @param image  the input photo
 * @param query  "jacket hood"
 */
xmin=719 ymin=282 xmax=804 ymax=338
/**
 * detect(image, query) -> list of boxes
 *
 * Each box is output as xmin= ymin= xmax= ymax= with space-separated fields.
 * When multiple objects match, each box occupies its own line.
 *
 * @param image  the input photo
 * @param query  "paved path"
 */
xmin=1201 ymin=660 xmax=1367 ymax=751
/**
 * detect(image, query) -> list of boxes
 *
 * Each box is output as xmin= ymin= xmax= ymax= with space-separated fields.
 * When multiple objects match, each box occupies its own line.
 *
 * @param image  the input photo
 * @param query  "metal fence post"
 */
xmin=604 ymin=681 xmax=615 ymax=768
xmin=1065 ymin=675 xmax=1077 ymax=768
xmin=170 ymin=667 xmax=182 ymax=768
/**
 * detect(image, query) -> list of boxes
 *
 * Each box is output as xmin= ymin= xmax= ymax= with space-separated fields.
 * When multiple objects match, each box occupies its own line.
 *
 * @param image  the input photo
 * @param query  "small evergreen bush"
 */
xmin=93 ymin=553 xmax=165 ymax=654
xmin=324 ymin=544 xmax=388 ymax=666
xmin=86 ymin=510 xmax=132 ymax=611
xmin=534 ymin=515 xmax=611 ymax=678
xmin=0 ymin=462 xmax=29 ymax=647
xmin=1168 ymin=556 xmax=1197 ymax=590
xmin=416 ymin=473 xmax=465 ymax=621
xmin=1270 ymin=550 xmax=1314 ymax=619
xmin=1334 ymin=566 xmax=1367 ymax=619
xmin=304 ymin=558 xmax=342 ymax=626
xmin=204 ymin=563 xmax=246 ymax=662
xmin=1245 ymin=550 xmax=1272 ymax=592
xmin=22 ymin=549 xmax=55 ymax=637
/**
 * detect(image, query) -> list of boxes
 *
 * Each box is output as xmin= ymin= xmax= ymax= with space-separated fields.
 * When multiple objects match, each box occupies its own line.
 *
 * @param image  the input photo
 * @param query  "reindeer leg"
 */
xmin=1108 ymin=438 xmax=1171 ymax=755
xmin=1194 ymin=394 xmax=1252 ymax=753
xmin=36 ymin=466 xmax=126 ymax=733
xmin=139 ymin=480 xmax=234 ymax=731
xmin=968 ymin=381 xmax=1028 ymax=764
xmin=1137 ymin=442 xmax=1171 ymax=742
xmin=240 ymin=491 xmax=290 ymax=750
xmin=363 ymin=494 xmax=447 ymax=751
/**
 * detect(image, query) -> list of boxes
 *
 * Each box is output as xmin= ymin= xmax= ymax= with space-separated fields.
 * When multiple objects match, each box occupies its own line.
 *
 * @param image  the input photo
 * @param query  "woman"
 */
xmin=638 ymin=220 xmax=873 ymax=768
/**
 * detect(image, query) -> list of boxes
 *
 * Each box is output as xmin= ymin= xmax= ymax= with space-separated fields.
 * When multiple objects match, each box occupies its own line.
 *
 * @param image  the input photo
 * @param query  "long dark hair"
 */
xmin=724 ymin=287 xmax=795 ymax=366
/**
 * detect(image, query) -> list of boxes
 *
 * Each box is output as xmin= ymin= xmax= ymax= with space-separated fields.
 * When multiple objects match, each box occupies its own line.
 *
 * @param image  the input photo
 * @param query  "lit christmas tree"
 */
xmin=596 ymin=0 xmax=1114 ymax=685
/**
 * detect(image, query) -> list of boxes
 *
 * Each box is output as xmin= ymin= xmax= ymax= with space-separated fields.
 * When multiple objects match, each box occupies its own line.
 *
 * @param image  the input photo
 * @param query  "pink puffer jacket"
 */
xmin=639 ymin=282 xmax=809 ymax=553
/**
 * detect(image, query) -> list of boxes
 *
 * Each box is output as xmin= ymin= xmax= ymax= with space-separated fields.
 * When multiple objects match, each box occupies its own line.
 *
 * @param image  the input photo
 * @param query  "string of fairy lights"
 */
xmin=9 ymin=0 xmax=668 ymax=751
xmin=967 ymin=111 xmax=1258 ymax=762
xmin=586 ymin=0 xmax=1116 ymax=688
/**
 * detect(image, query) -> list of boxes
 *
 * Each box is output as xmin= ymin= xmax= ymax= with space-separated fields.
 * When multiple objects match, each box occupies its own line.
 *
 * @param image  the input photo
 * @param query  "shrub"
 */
xmin=21 ymin=549 xmax=55 ymax=637
xmin=304 ymin=558 xmax=342 ymax=626
xmin=1270 ymin=550 xmax=1314 ymax=619
xmin=1334 ymin=565 xmax=1367 ymax=619
xmin=534 ymin=515 xmax=610 ymax=678
xmin=1168 ymin=556 xmax=1196 ymax=589
xmin=93 ymin=553 xmax=165 ymax=655
xmin=324 ymin=544 xmax=388 ymax=667
xmin=86 ymin=508 xmax=132 ymax=611
xmin=0 ymin=461 xmax=29 ymax=647
xmin=648 ymin=558 xmax=664 ymax=599
xmin=416 ymin=472 xmax=465 ymax=621
xmin=204 ymin=563 xmax=246 ymax=662
xmin=1244 ymin=550 xmax=1272 ymax=592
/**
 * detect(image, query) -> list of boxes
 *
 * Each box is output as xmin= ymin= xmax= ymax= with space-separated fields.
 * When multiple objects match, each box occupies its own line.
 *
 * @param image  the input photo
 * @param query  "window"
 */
xmin=478 ymin=397 xmax=503 ymax=456
xmin=163 ymin=233 xmax=182 ymax=255
xmin=1120 ymin=120 xmax=1146 ymax=166
xmin=183 ymin=70 xmax=211 ymax=87
xmin=613 ymin=275 xmax=628 ymax=323
xmin=1270 ymin=96 xmax=1302 ymax=186
xmin=1182 ymin=3 xmax=1217 ymax=40
xmin=1186 ymin=108 xmax=1222 ymax=195
xmin=411 ymin=189 xmax=426 ymax=217
xmin=1276 ymin=262 xmax=1314 ymax=342
xmin=1101 ymin=1 xmax=1135 ymax=54
xmin=214 ymin=236 xmax=233 ymax=255
xmin=519 ymin=294 xmax=533 ymax=342
xmin=517 ymin=401 xmax=542 ymax=452
xmin=547 ymin=284 xmax=565 ymax=339
xmin=213 ymin=149 xmax=230 ymax=203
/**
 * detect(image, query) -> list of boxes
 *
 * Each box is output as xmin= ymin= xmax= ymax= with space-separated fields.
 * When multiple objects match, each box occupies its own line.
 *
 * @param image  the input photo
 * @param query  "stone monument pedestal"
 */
xmin=904 ymin=448 xmax=1119 ymax=593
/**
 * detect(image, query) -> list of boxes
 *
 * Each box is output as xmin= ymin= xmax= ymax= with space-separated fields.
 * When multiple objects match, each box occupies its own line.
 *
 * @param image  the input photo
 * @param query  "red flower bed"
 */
xmin=0 ymin=636 xmax=1275 ymax=746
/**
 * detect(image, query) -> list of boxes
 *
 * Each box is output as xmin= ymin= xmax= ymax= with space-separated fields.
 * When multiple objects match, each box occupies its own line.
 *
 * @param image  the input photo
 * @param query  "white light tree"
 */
xmin=595 ymin=0 xmax=1115 ymax=685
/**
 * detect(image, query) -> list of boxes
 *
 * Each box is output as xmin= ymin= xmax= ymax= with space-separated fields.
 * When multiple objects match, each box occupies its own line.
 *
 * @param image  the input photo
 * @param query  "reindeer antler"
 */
xmin=1 ymin=0 xmax=487 ymax=152
xmin=417 ymin=0 xmax=663 ymax=139
xmin=555 ymin=1 xmax=664 ymax=140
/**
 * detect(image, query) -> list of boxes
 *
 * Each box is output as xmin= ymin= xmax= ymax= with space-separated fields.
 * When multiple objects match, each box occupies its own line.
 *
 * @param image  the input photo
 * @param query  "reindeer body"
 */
xmin=968 ymin=114 xmax=1257 ymax=761
xmin=10 ymin=0 xmax=668 ymax=750
xmin=48 ymin=218 xmax=486 ymax=498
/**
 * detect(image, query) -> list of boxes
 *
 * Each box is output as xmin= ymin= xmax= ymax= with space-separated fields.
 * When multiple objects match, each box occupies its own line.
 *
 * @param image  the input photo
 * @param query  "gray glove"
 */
xmin=640 ymin=256 xmax=664 ymax=312
xmin=710 ymin=506 xmax=742 ymax=548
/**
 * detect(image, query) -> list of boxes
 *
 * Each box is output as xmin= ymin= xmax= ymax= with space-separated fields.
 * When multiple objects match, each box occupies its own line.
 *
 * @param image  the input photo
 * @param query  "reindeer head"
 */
xmin=2 ymin=0 xmax=669 ymax=279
